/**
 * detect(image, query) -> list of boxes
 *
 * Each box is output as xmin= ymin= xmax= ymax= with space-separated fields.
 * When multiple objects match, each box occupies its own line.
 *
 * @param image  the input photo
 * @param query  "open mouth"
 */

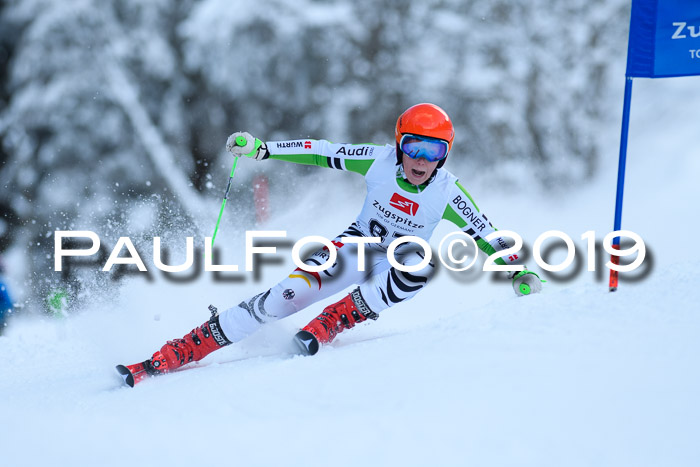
xmin=411 ymin=168 xmax=427 ymax=179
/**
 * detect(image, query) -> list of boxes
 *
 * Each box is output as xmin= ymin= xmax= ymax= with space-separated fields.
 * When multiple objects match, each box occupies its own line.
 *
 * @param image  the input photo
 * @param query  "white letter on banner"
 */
xmin=54 ymin=231 xmax=100 ymax=271
xmin=672 ymin=22 xmax=687 ymax=39
xmin=603 ymin=230 xmax=646 ymax=273
xmin=437 ymin=231 xmax=479 ymax=272
xmin=340 ymin=237 xmax=381 ymax=271
xmin=246 ymin=231 xmax=286 ymax=271
xmin=292 ymin=236 xmax=338 ymax=272
xmin=482 ymin=231 xmax=524 ymax=272
xmin=387 ymin=236 xmax=432 ymax=272
xmin=103 ymin=237 xmax=147 ymax=272
xmin=204 ymin=237 xmax=239 ymax=272
xmin=153 ymin=237 xmax=194 ymax=273
xmin=533 ymin=230 xmax=575 ymax=272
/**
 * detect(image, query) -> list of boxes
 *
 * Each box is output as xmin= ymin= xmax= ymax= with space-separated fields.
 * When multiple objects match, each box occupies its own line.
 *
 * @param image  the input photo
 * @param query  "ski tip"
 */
xmin=293 ymin=330 xmax=319 ymax=356
xmin=115 ymin=364 xmax=135 ymax=388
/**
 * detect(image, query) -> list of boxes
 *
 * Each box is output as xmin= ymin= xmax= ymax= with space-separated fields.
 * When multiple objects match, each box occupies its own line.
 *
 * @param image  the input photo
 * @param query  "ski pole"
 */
xmin=211 ymin=135 xmax=248 ymax=253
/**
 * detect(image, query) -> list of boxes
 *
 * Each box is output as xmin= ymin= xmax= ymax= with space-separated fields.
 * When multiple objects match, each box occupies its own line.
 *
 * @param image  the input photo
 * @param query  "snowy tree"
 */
xmin=0 ymin=0 xmax=219 ymax=310
xmin=181 ymin=0 xmax=630 ymax=184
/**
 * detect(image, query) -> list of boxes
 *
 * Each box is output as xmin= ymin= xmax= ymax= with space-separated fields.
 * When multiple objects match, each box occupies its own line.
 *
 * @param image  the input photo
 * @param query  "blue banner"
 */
xmin=627 ymin=0 xmax=700 ymax=78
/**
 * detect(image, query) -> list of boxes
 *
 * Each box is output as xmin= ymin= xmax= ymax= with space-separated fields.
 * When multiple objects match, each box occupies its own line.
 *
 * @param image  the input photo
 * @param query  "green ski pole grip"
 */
xmin=235 ymin=135 xmax=247 ymax=147
xmin=519 ymin=283 xmax=531 ymax=295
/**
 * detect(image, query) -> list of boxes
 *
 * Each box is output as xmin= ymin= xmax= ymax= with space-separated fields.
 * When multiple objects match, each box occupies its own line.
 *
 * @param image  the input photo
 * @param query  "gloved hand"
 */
xmin=226 ymin=131 xmax=269 ymax=160
xmin=509 ymin=269 xmax=545 ymax=296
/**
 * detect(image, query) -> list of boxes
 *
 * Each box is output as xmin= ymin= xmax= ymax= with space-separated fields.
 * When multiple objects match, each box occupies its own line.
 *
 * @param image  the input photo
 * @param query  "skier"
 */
xmin=117 ymin=103 xmax=543 ymax=386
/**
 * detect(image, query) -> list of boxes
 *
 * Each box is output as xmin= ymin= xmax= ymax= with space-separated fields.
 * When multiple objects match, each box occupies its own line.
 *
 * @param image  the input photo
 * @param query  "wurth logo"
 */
xmin=389 ymin=193 xmax=419 ymax=216
xmin=304 ymin=141 xmax=312 ymax=149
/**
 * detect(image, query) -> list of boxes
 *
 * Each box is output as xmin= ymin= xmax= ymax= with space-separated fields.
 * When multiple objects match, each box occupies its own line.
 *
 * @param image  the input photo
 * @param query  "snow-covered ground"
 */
xmin=1 ymin=76 xmax=699 ymax=467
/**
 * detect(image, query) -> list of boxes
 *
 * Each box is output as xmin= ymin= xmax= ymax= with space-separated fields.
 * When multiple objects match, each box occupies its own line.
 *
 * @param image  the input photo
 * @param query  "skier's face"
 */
xmin=402 ymin=153 xmax=439 ymax=185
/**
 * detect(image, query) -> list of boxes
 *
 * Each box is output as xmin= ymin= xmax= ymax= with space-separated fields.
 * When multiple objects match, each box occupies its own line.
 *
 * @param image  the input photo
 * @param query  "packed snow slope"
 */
xmin=1 ymin=77 xmax=699 ymax=467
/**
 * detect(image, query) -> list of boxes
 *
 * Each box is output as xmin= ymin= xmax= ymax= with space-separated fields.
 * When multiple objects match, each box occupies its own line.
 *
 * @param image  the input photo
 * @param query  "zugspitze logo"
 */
xmin=389 ymin=193 xmax=419 ymax=216
xmin=672 ymin=22 xmax=700 ymax=39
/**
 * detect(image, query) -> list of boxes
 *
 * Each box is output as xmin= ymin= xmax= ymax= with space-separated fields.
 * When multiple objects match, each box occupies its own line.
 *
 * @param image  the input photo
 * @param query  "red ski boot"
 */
xmin=294 ymin=288 xmax=377 ymax=356
xmin=116 ymin=312 xmax=232 ymax=387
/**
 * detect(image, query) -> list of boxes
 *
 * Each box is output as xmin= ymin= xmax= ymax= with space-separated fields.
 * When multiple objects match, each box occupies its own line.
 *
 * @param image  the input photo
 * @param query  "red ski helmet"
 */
xmin=395 ymin=103 xmax=454 ymax=168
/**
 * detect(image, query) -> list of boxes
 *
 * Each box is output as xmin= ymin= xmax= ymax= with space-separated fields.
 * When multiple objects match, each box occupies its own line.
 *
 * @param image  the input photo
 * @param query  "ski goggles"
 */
xmin=399 ymin=134 xmax=449 ymax=162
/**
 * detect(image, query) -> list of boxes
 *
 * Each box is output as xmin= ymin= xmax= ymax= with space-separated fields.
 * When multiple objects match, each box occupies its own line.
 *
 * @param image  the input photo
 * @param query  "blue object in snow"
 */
xmin=0 ymin=281 xmax=12 ymax=328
